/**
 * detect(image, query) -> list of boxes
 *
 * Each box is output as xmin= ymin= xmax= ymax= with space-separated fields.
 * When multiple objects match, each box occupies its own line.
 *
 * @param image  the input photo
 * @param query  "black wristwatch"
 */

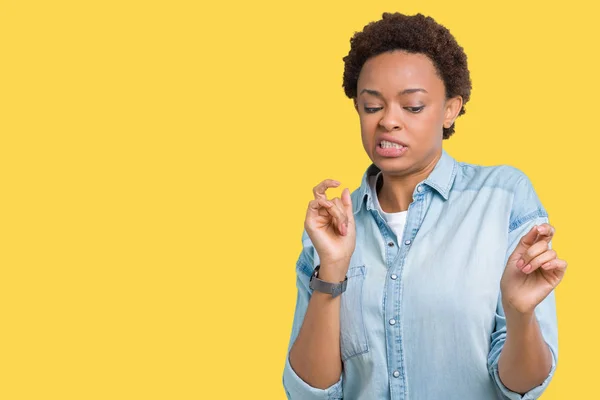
xmin=309 ymin=265 xmax=348 ymax=298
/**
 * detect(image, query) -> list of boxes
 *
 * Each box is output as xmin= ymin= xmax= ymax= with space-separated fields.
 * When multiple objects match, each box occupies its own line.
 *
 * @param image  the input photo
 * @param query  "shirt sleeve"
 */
xmin=282 ymin=229 xmax=344 ymax=400
xmin=487 ymin=172 xmax=559 ymax=400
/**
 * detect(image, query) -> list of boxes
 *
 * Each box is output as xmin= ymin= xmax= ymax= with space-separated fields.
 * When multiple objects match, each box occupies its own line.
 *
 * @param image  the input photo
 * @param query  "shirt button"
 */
xmin=417 ymin=185 xmax=424 ymax=193
xmin=391 ymin=274 xmax=398 ymax=280
xmin=388 ymin=241 xmax=394 ymax=247
xmin=393 ymin=370 xmax=400 ymax=378
xmin=389 ymin=318 xmax=396 ymax=325
xmin=404 ymin=239 xmax=412 ymax=245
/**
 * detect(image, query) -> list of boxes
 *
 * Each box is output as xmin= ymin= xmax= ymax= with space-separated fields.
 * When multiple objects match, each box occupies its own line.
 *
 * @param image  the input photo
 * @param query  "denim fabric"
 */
xmin=283 ymin=148 xmax=558 ymax=400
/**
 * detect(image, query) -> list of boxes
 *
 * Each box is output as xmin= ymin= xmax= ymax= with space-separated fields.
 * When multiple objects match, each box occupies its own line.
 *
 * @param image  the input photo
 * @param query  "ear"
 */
xmin=443 ymin=95 xmax=463 ymax=129
xmin=353 ymin=98 xmax=359 ymax=113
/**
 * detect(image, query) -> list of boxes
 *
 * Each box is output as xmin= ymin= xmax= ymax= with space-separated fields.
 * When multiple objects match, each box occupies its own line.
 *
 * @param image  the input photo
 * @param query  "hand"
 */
xmin=304 ymin=179 xmax=356 ymax=273
xmin=501 ymin=223 xmax=568 ymax=315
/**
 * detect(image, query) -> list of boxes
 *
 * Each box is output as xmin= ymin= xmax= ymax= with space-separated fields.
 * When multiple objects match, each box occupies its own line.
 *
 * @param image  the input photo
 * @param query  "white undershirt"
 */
xmin=368 ymin=171 xmax=408 ymax=241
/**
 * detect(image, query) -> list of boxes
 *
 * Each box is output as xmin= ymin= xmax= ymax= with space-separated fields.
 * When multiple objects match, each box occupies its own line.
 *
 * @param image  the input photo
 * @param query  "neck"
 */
xmin=377 ymin=150 xmax=442 ymax=213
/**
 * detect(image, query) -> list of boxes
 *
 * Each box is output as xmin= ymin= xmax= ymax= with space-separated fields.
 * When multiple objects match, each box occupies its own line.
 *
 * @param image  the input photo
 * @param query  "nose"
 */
xmin=378 ymin=105 xmax=403 ymax=131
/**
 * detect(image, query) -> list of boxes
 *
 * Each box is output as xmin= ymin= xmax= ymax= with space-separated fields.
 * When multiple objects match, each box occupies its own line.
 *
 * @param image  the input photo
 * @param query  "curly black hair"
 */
xmin=342 ymin=12 xmax=472 ymax=139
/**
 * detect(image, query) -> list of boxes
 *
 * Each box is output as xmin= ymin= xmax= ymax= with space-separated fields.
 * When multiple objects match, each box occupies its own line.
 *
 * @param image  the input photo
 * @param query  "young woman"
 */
xmin=283 ymin=12 xmax=567 ymax=400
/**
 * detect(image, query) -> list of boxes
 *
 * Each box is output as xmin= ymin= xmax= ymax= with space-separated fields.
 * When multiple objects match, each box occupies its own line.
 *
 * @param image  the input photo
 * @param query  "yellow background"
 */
xmin=1 ymin=1 xmax=597 ymax=398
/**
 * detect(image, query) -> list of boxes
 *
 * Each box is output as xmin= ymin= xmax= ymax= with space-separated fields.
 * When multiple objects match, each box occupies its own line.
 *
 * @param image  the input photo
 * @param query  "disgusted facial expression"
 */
xmin=354 ymin=50 xmax=462 ymax=177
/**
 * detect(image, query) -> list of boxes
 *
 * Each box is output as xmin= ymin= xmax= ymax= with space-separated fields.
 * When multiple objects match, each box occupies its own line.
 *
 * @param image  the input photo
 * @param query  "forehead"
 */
xmin=357 ymin=51 xmax=443 ymax=93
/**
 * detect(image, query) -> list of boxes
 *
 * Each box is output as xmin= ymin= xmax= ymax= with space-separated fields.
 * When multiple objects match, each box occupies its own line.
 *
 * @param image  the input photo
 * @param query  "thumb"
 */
xmin=509 ymin=225 xmax=539 ymax=261
xmin=341 ymin=188 xmax=354 ymax=223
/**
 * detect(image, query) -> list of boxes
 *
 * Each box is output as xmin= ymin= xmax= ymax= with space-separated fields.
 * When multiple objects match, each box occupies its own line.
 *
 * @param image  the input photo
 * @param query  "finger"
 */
xmin=331 ymin=197 xmax=349 ymax=235
xmin=313 ymin=179 xmax=341 ymax=200
xmin=306 ymin=198 xmax=345 ymax=234
xmin=509 ymin=225 xmax=540 ymax=261
xmin=310 ymin=197 xmax=347 ymax=234
xmin=341 ymin=188 xmax=355 ymax=224
xmin=521 ymin=249 xmax=558 ymax=274
xmin=318 ymin=206 xmax=330 ymax=218
xmin=534 ymin=223 xmax=555 ymax=243
xmin=306 ymin=199 xmax=329 ymax=216
xmin=307 ymin=198 xmax=332 ymax=218
xmin=517 ymin=240 xmax=552 ymax=269
xmin=540 ymin=258 xmax=568 ymax=272
xmin=312 ymin=199 xmax=332 ymax=218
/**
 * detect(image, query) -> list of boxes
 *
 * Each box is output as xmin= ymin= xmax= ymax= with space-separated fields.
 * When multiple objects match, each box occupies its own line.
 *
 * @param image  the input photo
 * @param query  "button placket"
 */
xmin=386 ymin=190 xmax=427 ymax=398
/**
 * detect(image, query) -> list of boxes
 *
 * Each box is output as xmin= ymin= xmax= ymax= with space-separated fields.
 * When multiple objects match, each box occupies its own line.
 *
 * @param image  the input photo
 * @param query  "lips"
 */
xmin=376 ymin=133 xmax=408 ymax=147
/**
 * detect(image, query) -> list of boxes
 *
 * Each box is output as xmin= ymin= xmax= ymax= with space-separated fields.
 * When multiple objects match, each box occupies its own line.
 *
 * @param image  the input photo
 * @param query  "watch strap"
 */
xmin=309 ymin=265 xmax=348 ymax=298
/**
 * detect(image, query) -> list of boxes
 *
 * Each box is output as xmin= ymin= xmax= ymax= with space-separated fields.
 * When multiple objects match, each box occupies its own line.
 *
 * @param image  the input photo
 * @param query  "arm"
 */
xmin=488 ymin=285 xmax=558 ymax=400
xmin=489 ymin=171 xmax=561 ymax=399
xmin=282 ymin=260 xmax=346 ymax=400
xmin=498 ymin=302 xmax=553 ymax=394
xmin=289 ymin=263 xmax=347 ymax=389
xmin=283 ymin=182 xmax=355 ymax=399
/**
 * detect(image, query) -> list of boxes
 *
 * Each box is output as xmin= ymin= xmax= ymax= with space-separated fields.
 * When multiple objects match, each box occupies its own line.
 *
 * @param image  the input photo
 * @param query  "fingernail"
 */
xmin=517 ymin=259 xmax=524 ymax=268
xmin=537 ymin=226 xmax=543 ymax=234
xmin=542 ymin=262 xmax=552 ymax=269
xmin=523 ymin=264 xmax=532 ymax=273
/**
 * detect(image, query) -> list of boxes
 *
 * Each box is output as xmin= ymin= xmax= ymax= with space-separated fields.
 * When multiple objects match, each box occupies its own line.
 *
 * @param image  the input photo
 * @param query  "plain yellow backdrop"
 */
xmin=1 ymin=0 xmax=598 ymax=398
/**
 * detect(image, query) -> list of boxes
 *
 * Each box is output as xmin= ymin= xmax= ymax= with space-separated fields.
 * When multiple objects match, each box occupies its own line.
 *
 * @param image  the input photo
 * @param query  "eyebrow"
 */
xmin=359 ymin=88 xmax=428 ymax=97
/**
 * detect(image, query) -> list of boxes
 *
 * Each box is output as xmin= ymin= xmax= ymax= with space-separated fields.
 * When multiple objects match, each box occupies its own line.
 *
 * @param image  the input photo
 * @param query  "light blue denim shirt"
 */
xmin=283 ymin=148 xmax=558 ymax=400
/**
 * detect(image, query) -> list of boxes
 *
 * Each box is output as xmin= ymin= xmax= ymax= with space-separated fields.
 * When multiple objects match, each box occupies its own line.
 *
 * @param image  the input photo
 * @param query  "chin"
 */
xmin=374 ymin=158 xmax=412 ymax=172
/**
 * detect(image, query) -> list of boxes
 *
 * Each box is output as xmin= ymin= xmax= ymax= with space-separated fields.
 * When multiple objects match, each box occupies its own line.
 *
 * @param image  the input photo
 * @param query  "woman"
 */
xmin=282 ymin=12 xmax=567 ymax=400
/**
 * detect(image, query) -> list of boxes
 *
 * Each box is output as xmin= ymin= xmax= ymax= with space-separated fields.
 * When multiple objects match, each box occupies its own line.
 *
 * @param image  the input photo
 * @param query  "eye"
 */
xmin=364 ymin=106 xmax=425 ymax=114
xmin=405 ymin=106 xmax=425 ymax=113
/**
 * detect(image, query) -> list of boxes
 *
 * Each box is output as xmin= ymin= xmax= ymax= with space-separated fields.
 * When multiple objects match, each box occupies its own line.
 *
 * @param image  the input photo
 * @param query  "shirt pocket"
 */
xmin=340 ymin=265 xmax=369 ymax=362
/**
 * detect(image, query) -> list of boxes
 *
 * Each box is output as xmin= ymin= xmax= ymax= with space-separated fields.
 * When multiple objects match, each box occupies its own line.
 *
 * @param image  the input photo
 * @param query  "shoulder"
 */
xmin=454 ymin=160 xmax=532 ymax=194
xmin=453 ymin=160 xmax=546 ymax=227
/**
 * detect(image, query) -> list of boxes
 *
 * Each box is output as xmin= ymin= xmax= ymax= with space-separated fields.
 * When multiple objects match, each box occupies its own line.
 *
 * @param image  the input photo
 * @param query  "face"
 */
xmin=354 ymin=50 xmax=462 ymax=176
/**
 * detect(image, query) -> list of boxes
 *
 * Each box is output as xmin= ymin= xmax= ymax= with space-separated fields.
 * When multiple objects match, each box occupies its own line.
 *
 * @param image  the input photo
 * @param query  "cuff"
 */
xmin=490 ymin=346 xmax=557 ymax=400
xmin=283 ymin=354 xmax=343 ymax=400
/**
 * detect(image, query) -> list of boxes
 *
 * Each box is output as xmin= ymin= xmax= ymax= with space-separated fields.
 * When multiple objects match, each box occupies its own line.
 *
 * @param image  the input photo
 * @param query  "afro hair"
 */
xmin=342 ymin=12 xmax=472 ymax=139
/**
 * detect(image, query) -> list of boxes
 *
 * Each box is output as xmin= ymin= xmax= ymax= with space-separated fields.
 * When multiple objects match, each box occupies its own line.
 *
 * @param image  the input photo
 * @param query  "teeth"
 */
xmin=380 ymin=140 xmax=404 ymax=149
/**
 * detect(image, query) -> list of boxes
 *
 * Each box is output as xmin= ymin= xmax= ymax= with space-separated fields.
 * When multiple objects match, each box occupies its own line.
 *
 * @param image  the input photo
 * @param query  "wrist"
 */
xmin=317 ymin=262 xmax=349 ymax=282
xmin=503 ymin=301 xmax=535 ymax=327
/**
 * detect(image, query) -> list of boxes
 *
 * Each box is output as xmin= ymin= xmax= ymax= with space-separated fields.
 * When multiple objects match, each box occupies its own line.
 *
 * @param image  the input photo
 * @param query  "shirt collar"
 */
xmin=353 ymin=148 xmax=459 ymax=215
